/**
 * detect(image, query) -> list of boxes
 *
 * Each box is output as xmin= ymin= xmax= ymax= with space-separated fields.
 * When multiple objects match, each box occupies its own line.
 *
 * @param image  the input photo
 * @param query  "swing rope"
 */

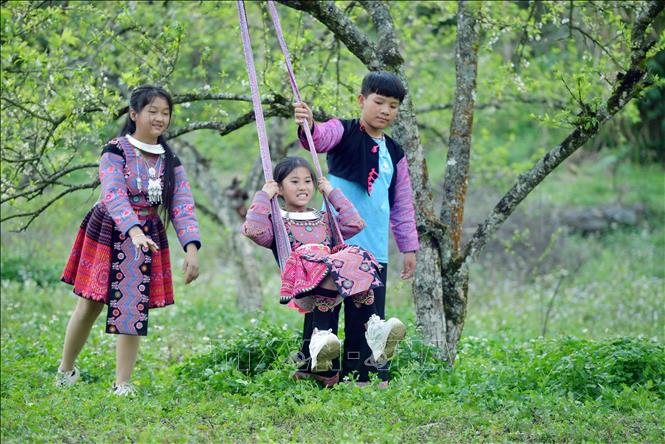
xmin=237 ymin=0 xmax=344 ymax=271
xmin=237 ymin=0 xmax=291 ymax=271
xmin=265 ymin=0 xmax=344 ymax=248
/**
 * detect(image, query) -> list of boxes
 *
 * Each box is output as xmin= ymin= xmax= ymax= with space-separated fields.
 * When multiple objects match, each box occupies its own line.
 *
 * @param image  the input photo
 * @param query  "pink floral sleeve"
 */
xmin=170 ymin=165 xmax=201 ymax=251
xmin=99 ymin=152 xmax=140 ymax=235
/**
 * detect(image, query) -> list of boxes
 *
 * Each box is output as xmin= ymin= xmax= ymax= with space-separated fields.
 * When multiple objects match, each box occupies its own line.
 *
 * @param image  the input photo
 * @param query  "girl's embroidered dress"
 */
xmin=61 ymin=137 xmax=201 ymax=314
xmin=242 ymin=188 xmax=383 ymax=313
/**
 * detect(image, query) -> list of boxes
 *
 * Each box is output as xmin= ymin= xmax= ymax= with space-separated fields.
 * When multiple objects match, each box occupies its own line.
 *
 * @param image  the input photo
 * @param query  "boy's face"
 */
xmin=358 ymin=93 xmax=400 ymax=131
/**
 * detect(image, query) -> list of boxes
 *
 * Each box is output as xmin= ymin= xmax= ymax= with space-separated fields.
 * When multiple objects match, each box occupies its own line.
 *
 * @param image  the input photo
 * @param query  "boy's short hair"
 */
xmin=360 ymin=71 xmax=406 ymax=102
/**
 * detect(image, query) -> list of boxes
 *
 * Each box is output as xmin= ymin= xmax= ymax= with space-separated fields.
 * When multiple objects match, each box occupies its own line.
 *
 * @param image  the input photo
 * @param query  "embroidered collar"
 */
xmin=127 ymin=134 xmax=165 ymax=155
xmin=280 ymin=208 xmax=320 ymax=220
xmin=359 ymin=120 xmax=385 ymax=140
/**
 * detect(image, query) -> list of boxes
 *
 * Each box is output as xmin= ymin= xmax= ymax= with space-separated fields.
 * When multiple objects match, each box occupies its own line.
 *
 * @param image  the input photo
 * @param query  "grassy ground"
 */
xmin=1 ymin=276 xmax=663 ymax=443
xmin=1 ymin=159 xmax=664 ymax=443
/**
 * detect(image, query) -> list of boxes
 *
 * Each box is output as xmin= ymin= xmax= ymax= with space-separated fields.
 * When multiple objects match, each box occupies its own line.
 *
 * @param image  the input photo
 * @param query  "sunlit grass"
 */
xmin=2 ymin=159 xmax=663 ymax=442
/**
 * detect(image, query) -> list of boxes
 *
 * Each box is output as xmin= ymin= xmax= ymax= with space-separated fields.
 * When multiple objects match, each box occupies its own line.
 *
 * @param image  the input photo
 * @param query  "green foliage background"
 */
xmin=1 ymin=1 xmax=664 ymax=442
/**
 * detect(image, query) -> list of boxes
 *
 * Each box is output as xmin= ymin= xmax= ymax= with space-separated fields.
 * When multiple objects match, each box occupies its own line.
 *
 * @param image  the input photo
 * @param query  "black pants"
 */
xmin=298 ymin=263 xmax=389 ymax=382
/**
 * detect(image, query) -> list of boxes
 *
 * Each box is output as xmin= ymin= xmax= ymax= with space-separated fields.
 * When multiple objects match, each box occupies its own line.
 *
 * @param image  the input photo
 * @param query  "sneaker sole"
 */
xmin=381 ymin=320 xmax=406 ymax=361
xmin=311 ymin=339 xmax=340 ymax=372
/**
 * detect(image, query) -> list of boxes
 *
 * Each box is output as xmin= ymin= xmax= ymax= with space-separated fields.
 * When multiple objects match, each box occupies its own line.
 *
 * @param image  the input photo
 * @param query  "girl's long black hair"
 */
xmin=118 ymin=85 xmax=176 ymax=226
xmin=273 ymin=156 xmax=317 ymax=184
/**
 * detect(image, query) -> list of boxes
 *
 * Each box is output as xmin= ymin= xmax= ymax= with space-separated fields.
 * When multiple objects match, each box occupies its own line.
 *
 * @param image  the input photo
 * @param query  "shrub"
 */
xmin=1 ymin=255 xmax=62 ymax=287
xmin=446 ymin=335 xmax=665 ymax=407
xmin=177 ymin=322 xmax=664 ymax=407
xmin=544 ymin=336 xmax=665 ymax=400
xmin=177 ymin=321 xmax=302 ymax=389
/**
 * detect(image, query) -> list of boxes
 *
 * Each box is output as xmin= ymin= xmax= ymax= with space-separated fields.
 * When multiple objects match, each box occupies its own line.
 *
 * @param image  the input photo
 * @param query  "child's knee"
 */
xmin=75 ymin=298 xmax=104 ymax=321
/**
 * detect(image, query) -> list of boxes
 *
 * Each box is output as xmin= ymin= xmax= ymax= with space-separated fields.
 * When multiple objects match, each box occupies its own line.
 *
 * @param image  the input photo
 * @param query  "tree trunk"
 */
xmin=222 ymin=179 xmax=264 ymax=312
xmin=281 ymin=0 xmax=664 ymax=364
xmin=438 ymin=0 xmax=479 ymax=363
xmin=392 ymin=78 xmax=449 ymax=358
xmin=172 ymin=139 xmax=264 ymax=311
xmin=363 ymin=0 xmax=452 ymax=358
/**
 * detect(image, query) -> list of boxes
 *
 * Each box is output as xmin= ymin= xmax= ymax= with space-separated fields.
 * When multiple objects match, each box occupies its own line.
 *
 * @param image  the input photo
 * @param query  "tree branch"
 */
xmin=359 ymin=1 xmax=403 ymax=66
xmin=1 ymin=162 xmax=98 ymax=204
xmin=165 ymin=106 xmax=290 ymax=139
xmin=2 ymin=180 xmax=100 ymax=231
xmin=511 ymin=0 xmax=539 ymax=69
xmin=570 ymin=25 xmax=623 ymax=69
xmin=440 ymin=0 xmax=479 ymax=258
xmin=461 ymin=0 xmax=664 ymax=267
xmin=418 ymin=122 xmax=448 ymax=148
xmin=111 ymin=91 xmax=291 ymax=122
xmin=172 ymin=91 xmax=290 ymax=107
xmin=1 ymin=95 xmax=55 ymax=123
xmin=195 ymin=200 xmax=223 ymax=225
xmin=1 ymin=104 xmax=292 ymax=226
xmin=416 ymin=96 xmax=567 ymax=114
xmin=277 ymin=0 xmax=381 ymax=69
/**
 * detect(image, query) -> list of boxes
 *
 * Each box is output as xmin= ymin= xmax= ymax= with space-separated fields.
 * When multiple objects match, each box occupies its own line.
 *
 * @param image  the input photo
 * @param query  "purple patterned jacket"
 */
xmin=299 ymin=119 xmax=419 ymax=253
xmin=242 ymin=188 xmax=365 ymax=250
xmin=98 ymin=136 xmax=201 ymax=251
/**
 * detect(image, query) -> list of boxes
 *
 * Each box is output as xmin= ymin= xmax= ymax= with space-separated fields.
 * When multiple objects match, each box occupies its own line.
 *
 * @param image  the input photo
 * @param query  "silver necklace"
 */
xmin=135 ymin=149 xmax=164 ymax=205
xmin=280 ymin=208 xmax=319 ymax=220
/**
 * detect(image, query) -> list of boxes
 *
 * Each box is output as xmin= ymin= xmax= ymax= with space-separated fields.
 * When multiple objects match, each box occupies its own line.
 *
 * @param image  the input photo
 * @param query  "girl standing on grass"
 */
xmin=242 ymin=156 xmax=405 ymax=387
xmin=57 ymin=85 xmax=201 ymax=396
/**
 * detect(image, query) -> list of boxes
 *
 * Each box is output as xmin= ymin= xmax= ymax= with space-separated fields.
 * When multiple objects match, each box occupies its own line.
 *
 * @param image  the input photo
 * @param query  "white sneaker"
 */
xmin=112 ymin=382 xmax=137 ymax=397
xmin=365 ymin=314 xmax=406 ymax=362
xmin=309 ymin=328 xmax=341 ymax=372
xmin=55 ymin=366 xmax=80 ymax=388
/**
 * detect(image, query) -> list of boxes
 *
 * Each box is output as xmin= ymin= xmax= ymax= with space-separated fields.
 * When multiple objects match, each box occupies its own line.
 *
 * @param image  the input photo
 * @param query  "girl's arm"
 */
xmin=241 ymin=191 xmax=275 ymax=248
xmin=327 ymin=188 xmax=365 ymax=239
xmin=170 ymin=162 xmax=202 ymax=251
xmin=390 ymin=157 xmax=420 ymax=253
xmin=99 ymin=145 xmax=141 ymax=235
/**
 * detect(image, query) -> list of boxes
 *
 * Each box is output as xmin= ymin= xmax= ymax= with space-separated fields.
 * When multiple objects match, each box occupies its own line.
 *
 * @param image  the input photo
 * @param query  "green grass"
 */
xmin=2 ymin=158 xmax=664 ymax=442
xmin=2 ymin=260 xmax=664 ymax=442
xmin=465 ymin=226 xmax=665 ymax=342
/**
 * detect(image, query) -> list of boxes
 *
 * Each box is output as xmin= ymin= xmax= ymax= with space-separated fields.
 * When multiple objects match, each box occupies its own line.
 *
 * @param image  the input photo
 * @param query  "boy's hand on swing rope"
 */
xmin=293 ymin=102 xmax=313 ymax=128
xmin=262 ymin=180 xmax=279 ymax=199
xmin=318 ymin=177 xmax=333 ymax=196
xmin=401 ymin=252 xmax=416 ymax=279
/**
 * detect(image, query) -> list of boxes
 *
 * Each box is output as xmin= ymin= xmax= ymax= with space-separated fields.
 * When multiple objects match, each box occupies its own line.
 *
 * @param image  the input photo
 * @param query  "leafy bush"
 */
xmin=0 ymin=255 xmax=63 ymax=287
xmin=390 ymin=333 xmax=449 ymax=378
xmin=178 ymin=322 xmax=664 ymax=408
xmin=442 ymin=335 xmax=665 ymax=408
xmin=176 ymin=321 xmax=302 ymax=392
xmin=544 ymin=336 xmax=665 ymax=400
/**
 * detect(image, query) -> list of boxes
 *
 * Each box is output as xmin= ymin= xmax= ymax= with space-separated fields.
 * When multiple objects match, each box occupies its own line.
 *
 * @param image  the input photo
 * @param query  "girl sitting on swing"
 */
xmin=242 ymin=156 xmax=405 ymax=386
